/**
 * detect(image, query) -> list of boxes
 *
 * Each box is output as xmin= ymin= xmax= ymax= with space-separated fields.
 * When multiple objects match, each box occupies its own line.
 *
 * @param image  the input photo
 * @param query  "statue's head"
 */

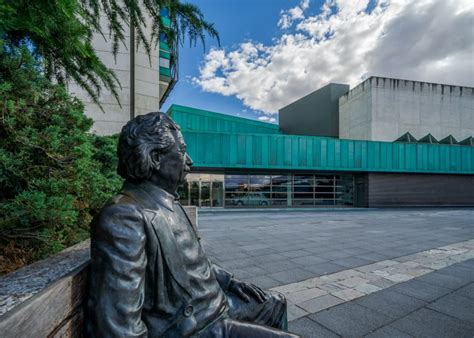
xmin=117 ymin=112 xmax=193 ymax=193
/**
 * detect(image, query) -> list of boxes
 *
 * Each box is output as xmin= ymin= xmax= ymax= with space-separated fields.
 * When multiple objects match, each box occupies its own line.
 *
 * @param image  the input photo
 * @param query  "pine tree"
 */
xmin=0 ymin=0 xmax=219 ymax=107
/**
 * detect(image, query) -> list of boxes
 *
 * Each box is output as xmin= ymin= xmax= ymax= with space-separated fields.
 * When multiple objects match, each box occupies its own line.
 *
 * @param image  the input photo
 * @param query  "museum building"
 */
xmin=169 ymin=76 xmax=474 ymax=208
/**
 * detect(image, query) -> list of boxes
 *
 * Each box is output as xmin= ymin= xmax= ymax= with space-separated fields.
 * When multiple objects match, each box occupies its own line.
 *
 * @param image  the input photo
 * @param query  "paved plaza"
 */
xmin=199 ymin=209 xmax=474 ymax=337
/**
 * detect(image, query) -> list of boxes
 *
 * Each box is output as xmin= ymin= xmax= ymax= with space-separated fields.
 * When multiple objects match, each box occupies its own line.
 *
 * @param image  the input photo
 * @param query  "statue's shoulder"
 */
xmin=93 ymin=192 xmax=145 ymax=236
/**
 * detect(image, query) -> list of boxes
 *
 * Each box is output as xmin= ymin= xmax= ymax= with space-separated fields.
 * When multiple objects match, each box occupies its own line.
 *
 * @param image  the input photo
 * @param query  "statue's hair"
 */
xmin=117 ymin=112 xmax=177 ymax=181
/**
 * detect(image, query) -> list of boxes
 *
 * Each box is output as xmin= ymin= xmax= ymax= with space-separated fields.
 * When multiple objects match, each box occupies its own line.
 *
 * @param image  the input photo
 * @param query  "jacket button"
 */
xmin=184 ymin=305 xmax=193 ymax=317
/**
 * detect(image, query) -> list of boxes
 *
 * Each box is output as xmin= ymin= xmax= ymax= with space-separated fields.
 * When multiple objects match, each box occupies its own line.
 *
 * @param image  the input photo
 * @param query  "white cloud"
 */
xmin=193 ymin=0 xmax=474 ymax=115
xmin=258 ymin=115 xmax=277 ymax=123
xmin=278 ymin=0 xmax=311 ymax=29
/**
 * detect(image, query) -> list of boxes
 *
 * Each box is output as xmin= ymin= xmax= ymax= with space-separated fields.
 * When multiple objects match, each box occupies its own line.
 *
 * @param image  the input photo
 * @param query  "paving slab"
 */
xmin=415 ymin=271 xmax=468 ymax=290
xmin=288 ymin=317 xmax=339 ymax=338
xmin=310 ymin=302 xmax=392 ymax=337
xmin=267 ymin=268 xmax=315 ymax=284
xmin=453 ymin=283 xmax=474 ymax=300
xmin=354 ymin=289 xmax=426 ymax=319
xmin=286 ymin=305 xmax=309 ymax=321
xmin=198 ymin=210 xmax=474 ymax=336
xmin=302 ymin=262 xmax=346 ymax=276
xmin=390 ymin=308 xmax=474 ymax=338
xmin=389 ymin=279 xmax=451 ymax=302
xmin=427 ymin=293 xmax=474 ymax=323
xmin=364 ymin=325 xmax=413 ymax=338
xmin=241 ymin=275 xmax=281 ymax=289
xmin=297 ymin=294 xmax=345 ymax=313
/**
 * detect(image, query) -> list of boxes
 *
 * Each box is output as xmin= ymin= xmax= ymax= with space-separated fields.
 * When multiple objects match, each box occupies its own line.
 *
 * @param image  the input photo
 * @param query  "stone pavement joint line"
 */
xmin=269 ymin=239 xmax=474 ymax=321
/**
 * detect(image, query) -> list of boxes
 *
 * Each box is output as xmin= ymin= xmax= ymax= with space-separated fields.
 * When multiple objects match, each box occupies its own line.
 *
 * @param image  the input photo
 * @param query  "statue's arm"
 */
xmin=211 ymin=263 xmax=234 ymax=292
xmin=87 ymin=203 xmax=148 ymax=338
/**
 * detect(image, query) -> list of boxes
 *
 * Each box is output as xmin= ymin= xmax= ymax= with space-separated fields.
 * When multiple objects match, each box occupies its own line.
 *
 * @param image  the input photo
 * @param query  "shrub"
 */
xmin=0 ymin=46 xmax=122 ymax=274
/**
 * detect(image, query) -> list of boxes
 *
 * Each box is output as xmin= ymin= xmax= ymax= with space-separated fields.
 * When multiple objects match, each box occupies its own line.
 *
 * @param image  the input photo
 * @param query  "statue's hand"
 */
xmin=228 ymin=279 xmax=267 ymax=303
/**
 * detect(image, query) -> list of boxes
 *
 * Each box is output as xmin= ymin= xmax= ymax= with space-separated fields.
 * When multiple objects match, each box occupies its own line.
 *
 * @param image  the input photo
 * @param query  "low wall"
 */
xmin=0 ymin=206 xmax=197 ymax=338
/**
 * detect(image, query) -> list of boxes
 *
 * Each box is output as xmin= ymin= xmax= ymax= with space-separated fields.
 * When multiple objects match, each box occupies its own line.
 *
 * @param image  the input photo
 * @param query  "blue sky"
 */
xmin=162 ymin=0 xmax=314 ymax=122
xmin=162 ymin=0 xmax=474 ymax=123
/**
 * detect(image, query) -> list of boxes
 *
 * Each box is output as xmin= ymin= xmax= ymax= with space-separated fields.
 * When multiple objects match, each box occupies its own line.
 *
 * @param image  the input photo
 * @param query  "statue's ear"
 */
xmin=150 ymin=150 xmax=161 ymax=171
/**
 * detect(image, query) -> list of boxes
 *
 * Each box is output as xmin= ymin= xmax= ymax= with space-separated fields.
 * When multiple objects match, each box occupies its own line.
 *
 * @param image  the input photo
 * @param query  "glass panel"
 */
xmin=201 ymin=182 xmax=211 ymax=207
xmin=271 ymin=175 xmax=291 ymax=207
xmin=249 ymin=175 xmax=271 ymax=192
xmin=212 ymin=182 xmax=224 ymax=207
xmin=189 ymin=181 xmax=199 ymax=206
xmin=177 ymin=182 xmax=189 ymax=205
xmin=225 ymin=174 xmax=248 ymax=207
xmin=337 ymin=175 xmax=354 ymax=205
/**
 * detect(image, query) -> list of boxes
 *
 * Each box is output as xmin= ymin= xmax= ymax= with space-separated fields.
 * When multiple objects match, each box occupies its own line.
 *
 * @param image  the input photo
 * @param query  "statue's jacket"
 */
xmin=85 ymin=181 xmax=232 ymax=337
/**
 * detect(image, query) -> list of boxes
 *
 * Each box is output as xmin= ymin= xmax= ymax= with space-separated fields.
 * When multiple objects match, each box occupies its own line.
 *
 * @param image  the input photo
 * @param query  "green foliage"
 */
xmin=0 ymin=0 xmax=219 ymax=108
xmin=0 ymin=47 xmax=122 ymax=271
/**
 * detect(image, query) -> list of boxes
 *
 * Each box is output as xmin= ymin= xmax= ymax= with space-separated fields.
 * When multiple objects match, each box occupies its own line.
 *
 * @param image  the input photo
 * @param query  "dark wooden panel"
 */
xmin=0 ymin=265 xmax=88 ymax=338
xmin=368 ymin=173 xmax=474 ymax=207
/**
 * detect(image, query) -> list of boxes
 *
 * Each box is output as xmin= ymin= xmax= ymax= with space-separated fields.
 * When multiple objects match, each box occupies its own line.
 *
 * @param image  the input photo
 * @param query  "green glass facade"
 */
xmin=168 ymin=104 xmax=474 ymax=208
xmin=169 ymin=105 xmax=474 ymax=175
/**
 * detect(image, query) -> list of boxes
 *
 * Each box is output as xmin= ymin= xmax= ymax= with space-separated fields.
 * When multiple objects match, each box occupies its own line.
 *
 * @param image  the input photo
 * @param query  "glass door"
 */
xmin=212 ymin=182 xmax=224 ymax=207
xmin=200 ymin=182 xmax=211 ymax=207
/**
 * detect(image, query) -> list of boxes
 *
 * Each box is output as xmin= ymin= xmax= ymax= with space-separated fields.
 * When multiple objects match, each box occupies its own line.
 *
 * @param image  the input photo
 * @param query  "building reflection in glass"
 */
xmin=177 ymin=173 xmax=353 ymax=208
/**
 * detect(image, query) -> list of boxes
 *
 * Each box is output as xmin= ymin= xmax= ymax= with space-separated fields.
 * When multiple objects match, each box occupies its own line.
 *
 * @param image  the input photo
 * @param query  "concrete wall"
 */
xmin=69 ymin=13 xmax=160 ymax=135
xmin=279 ymin=83 xmax=349 ymax=137
xmin=339 ymin=77 xmax=474 ymax=142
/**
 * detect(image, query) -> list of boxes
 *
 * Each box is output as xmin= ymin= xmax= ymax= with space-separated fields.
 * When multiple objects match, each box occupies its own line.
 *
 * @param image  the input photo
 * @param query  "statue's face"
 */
xmin=155 ymin=128 xmax=193 ymax=190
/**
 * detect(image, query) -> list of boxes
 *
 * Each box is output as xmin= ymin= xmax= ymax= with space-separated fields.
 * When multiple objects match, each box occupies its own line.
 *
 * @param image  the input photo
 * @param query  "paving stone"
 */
xmin=355 ymin=289 xmax=426 ymax=319
xmin=270 ymin=282 xmax=308 ymax=295
xmin=390 ymin=279 xmax=451 ymax=302
xmin=357 ymin=252 xmax=393 ymax=262
xmin=355 ymin=263 xmax=389 ymax=273
xmin=337 ymin=276 xmax=371 ymax=288
xmin=310 ymin=302 xmax=392 ymax=337
xmin=288 ymin=317 xmax=339 ymax=338
xmin=267 ymin=268 xmax=315 ymax=284
xmin=315 ymin=250 xmax=353 ymax=260
xmin=286 ymin=288 xmax=327 ymax=304
xmin=291 ymin=255 xmax=328 ymax=266
xmin=241 ymin=275 xmax=281 ymax=289
xmin=453 ymin=283 xmax=474 ymax=300
xmin=436 ymin=264 xmax=474 ymax=282
xmin=321 ymin=269 xmax=365 ymax=282
xmin=403 ymin=266 xmax=434 ymax=277
xmin=218 ymin=258 xmax=257 ymax=269
xmin=261 ymin=260 xmax=301 ymax=273
xmin=303 ymin=262 xmax=346 ymax=276
xmin=254 ymin=253 xmax=287 ymax=264
xmin=342 ymin=248 xmax=372 ymax=255
xmin=245 ymin=248 xmax=277 ymax=256
xmin=365 ymin=325 xmax=413 ymax=338
xmin=331 ymin=288 xmax=366 ymax=301
xmin=297 ymin=294 xmax=344 ymax=313
xmin=317 ymin=282 xmax=345 ymax=293
xmin=286 ymin=304 xmax=309 ymax=321
xmin=239 ymin=243 xmax=270 ymax=251
xmin=391 ymin=308 xmax=474 ymax=338
xmin=427 ymin=293 xmax=474 ymax=323
xmin=331 ymin=257 xmax=374 ymax=269
xmin=415 ymin=271 xmax=468 ymax=290
xmin=279 ymin=250 xmax=312 ymax=258
xmin=216 ymin=251 xmax=251 ymax=261
xmin=385 ymin=273 xmax=414 ymax=283
xmin=354 ymin=283 xmax=381 ymax=294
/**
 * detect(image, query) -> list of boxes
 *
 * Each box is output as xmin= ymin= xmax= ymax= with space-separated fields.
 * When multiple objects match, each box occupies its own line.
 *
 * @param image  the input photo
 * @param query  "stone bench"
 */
xmin=0 ymin=206 xmax=198 ymax=338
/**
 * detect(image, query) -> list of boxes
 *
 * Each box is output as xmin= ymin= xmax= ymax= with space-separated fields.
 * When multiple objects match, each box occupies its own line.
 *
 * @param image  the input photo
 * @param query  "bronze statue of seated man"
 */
xmin=85 ymin=112 xmax=298 ymax=337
